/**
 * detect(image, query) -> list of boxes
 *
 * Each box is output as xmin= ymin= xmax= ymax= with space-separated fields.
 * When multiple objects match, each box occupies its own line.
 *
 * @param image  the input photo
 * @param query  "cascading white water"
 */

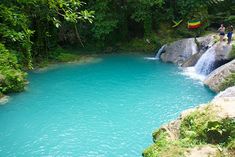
xmin=195 ymin=45 xmax=216 ymax=75
xmin=144 ymin=44 xmax=166 ymax=60
xmin=155 ymin=44 xmax=166 ymax=59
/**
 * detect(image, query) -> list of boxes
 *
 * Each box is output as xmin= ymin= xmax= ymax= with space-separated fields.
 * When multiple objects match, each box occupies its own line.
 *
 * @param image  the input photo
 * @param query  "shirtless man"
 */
xmin=218 ymin=24 xmax=225 ymax=42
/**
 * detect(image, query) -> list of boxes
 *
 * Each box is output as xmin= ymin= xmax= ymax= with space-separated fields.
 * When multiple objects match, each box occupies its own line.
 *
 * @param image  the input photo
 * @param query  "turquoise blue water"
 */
xmin=0 ymin=55 xmax=215 ymax=157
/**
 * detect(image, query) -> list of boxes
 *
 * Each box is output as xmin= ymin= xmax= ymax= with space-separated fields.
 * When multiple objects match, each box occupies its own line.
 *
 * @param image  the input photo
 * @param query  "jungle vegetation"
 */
xmin=0 ymin=0 xmax=235 ymax=95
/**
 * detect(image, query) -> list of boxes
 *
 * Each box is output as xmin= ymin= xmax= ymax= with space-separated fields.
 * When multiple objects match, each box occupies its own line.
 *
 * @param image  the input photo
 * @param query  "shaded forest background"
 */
xmin=0 ymin=0 xmax=235 ymax=95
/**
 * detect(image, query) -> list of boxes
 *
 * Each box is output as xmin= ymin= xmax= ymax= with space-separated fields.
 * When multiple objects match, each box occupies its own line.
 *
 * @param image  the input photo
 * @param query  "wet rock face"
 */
xmin=161 ymin=38 xmax=198 ymax=65
xmin=204 ymin=60 xmax=235 ymax=92
xmin=181 ymin=52 xmax=202 ymax=67
xmin=160 ymin=35 xmax=216 ymax=66
xmin=161 ymin=34 xmax=232 ymax=72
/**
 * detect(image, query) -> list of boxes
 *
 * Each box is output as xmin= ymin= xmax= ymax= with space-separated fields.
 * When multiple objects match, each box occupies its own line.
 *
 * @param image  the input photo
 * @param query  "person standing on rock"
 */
xmin=227 ymin=25 xmax=233 ymax=45
xmin=218 ymin=24 xmax=225 ymax=42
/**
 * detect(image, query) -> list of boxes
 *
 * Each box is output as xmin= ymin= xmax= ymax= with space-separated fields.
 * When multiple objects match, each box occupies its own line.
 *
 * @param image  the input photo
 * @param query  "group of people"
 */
xmin=218 ymin=24 xmax=233 ymax=44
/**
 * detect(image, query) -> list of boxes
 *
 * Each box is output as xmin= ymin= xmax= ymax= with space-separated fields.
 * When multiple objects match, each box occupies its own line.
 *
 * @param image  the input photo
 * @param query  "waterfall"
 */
xmin=195 ymin=45 xmax=216 ymax=75
xmin=155 ymin=44 xmax=166 ymax=59
xmin=182 ymin=43 xmax=218 ymax=81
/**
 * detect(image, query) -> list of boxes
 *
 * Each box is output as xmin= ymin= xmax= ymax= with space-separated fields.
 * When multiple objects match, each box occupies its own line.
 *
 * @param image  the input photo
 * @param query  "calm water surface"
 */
xmin=0 ymin=55 xmax=215 ymax=156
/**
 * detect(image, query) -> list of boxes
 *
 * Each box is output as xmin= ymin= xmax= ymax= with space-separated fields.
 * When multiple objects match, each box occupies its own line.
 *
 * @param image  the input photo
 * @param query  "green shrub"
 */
xmin=50 ymin=47 xmax=81 ymax=62
xmin=143 ymin=131 xmax=187 ymax=157
xmin=180 ymin=106 xmax=235 ymax=145
xmin=206 ymin=119 xmax=235 ymax=144
xmin=119 ymin=37 xmax=157 ymax=53
xmin=180 ymin=106 xmax=217 ymax=144
xmin=0 ymin=43 xmax=26 ymax=94
xmin=218 ymin=73 xmax=235 ymax=92
xmin=229 ymin=45 xmax=235 ymax=59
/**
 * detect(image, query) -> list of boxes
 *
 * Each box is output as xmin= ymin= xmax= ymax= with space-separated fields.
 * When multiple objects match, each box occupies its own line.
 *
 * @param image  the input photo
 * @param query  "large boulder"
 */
xmin=161 ymin=34 xmax=216 ymax=67
xmin=212 ymin=43 xmax=232 ymax=70
xmin=181 ymin=52 xmax=202 ymax=67
xmin=196 ymin=35 xmax=215 ymax=54
xmin=211 ymin=86 xmax=235 ymax=119
xmin=204 ymin=59 xmax=235 ymax=92
xmin=153 ymin=119 xmax=181 ymax=141
xmin=214 ymin=86 xmax=235 ymax=100
xmin=161 ymin=38 xmax=198 ymax=65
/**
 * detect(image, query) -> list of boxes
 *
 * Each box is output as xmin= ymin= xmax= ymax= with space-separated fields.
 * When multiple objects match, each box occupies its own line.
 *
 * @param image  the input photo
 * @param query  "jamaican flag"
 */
xmin=188 ymin=20 xmax=202 ymax=29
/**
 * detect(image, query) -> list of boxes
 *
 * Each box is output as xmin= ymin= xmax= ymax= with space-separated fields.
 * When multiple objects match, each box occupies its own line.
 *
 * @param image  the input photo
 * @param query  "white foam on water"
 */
xmin=144 ymin=57 xmax=159 ymax=60
xmin=181 ymin=67 xmax=206 ymax=82
xmin=144 ymin=44 xmax=167 ymax=61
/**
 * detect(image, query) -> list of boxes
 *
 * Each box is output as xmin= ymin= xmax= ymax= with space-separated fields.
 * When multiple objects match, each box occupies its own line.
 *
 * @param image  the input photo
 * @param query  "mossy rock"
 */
xmin=143 ymin=98 xmax=235 ymax=157
xmin=218 ymin=73 xmax=235 ymax=92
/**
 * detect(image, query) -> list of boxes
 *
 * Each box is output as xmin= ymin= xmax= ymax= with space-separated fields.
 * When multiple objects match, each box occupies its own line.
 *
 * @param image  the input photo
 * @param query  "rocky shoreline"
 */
xmin=159 ymin=34 xmax=234 ymax=93
xmin=143 ymin=35 xmax=235 ymax=157
xmin=143 ymin=86 xmax=235 ymax=157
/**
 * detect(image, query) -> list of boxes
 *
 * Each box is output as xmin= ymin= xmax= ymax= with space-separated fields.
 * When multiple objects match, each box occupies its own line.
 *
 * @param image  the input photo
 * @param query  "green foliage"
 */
xmin=229 ymin=45 xmax=235 ymax=59
xmin=129 ymin=0 xmax=164 ymax=36
xmin=206 ymin=119 xmax=235 ymax=144
xmin=52 ymin=47 xmax=81 ymax=62
xmin=0 ymin=0 xmax=94 ymax=66
xmin=143 ymin=131 xmax=187 ymax=157
xmin=218 ymin=73 xmax=235 ymax=92
xmin=180 ymin=107 xmax=235 ymax=145
xmin=0 ymin=4 xmax=33 ymax=69
xmin=0 ymin=43 xmax=26 ymax=94
xmin=91 ymin=0 xmax=118 ymax=41
xmin=227 ymin=139 xmax=235 ymax=157
xmin=180 ymin=106 xmax=217 ymax=144
xmin=0 ymin=0 xmax=94 ymax=95
xmin=143 ymin=104 xmax=235 ymax=156
xmin=119 ymin=38 xmax=157 ymax=53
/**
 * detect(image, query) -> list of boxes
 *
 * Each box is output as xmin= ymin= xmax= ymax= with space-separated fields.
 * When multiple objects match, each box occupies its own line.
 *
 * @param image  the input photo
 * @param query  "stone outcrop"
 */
xmin=161 ymin=38 xmax=198 ymax=65
xmin=211 ymin=43 xmax=232 ymax=71
xmin=160 ymin=86 xmax=235 ymax=138
xmin=204 ymin=59 xmax=235 ymax=92
xmin=144 ymin=86 xmax=235 ymax=157
xmin=0 ymin=95 xmax=9 ymax=105
xmin=160 ymin=34 xmax=233 ymax=73
xmin=181 ymin=52 xmax=202 ymax=67
xmin=161 ymin=35 xmax=216 ymax=66
xmin=214 ymin=86 xmax=235 ymax=100
xmin=184 ymin=145 xmax=220 ymax=157
xmin=153 ymin=120 xmax=181 ymax=141
xmin=196 ymin=35 xmax=215 ymax=54
xmin=181 ymin=35 xmax=213 ymax=67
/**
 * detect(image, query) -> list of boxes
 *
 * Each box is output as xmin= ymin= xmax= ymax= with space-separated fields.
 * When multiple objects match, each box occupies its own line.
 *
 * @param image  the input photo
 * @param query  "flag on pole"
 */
xmin=188 ymin=20 xmax=202 ymax=29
